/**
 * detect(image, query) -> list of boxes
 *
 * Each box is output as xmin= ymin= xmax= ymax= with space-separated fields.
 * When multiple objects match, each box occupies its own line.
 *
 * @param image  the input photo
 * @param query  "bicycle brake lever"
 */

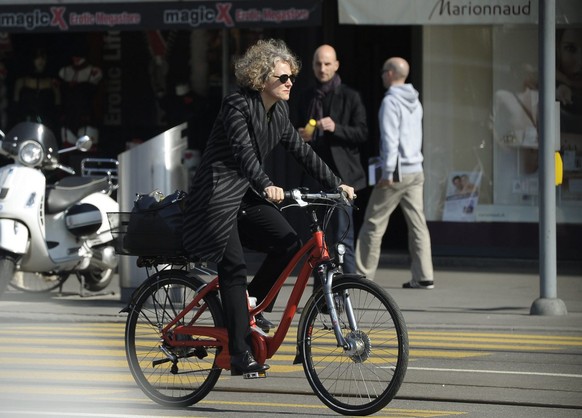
xmin=339 ymin=190 xmax=356 ymax=207
xmin=290 ymin=188 xmax=308 ymax=207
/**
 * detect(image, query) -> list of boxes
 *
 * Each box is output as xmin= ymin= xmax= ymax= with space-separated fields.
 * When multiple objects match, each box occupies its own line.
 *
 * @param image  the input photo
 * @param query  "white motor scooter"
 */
xmin=0 ymin=121 xmax=119 ymax=298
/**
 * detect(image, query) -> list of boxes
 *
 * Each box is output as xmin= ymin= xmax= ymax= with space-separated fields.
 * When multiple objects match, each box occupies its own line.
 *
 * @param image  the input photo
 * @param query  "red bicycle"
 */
xmin=118 ymin=189 xmax=408 ymax=416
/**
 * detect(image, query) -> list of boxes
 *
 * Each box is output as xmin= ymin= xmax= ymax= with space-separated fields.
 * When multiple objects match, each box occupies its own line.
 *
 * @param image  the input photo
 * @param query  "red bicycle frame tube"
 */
xmin=161 ymin=230 xmax=330 ymax=370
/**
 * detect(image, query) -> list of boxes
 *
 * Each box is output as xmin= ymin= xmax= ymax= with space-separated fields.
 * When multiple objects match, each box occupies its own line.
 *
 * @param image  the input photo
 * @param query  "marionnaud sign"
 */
xmin=339 ymin=0 xmax=581 ymax=25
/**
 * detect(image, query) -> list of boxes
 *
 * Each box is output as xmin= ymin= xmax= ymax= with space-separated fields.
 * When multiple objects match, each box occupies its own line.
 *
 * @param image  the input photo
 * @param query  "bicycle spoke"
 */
xmin=300 ymin=277 xmax=408 ymax=416
xmin=125 ymin=272 xmax=224 ymax=407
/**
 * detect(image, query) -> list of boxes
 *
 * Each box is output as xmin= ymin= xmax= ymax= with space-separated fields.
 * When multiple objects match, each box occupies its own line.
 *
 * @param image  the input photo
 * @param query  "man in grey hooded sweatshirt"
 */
xmin=355 ymin=57 xmax=435 ymax=289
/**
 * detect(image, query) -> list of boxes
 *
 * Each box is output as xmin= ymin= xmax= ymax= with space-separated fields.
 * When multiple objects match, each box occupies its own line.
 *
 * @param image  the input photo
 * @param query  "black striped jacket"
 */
xmin=182 ymin=88 xmax=341 ymax=263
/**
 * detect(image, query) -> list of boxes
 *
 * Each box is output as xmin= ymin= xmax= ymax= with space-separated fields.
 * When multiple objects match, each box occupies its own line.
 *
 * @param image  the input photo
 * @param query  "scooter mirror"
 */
xmin=76 ymin=135 xmax=92 ymax=152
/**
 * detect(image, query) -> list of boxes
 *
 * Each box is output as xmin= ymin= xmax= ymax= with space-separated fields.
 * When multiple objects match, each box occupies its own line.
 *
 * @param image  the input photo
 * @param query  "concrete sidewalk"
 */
xmin=373 ymin=262 xmax=582 ymax=332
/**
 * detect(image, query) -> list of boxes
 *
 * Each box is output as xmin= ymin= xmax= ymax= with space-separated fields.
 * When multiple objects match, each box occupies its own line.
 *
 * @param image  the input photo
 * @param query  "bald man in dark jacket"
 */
xmin=293 ymin=44 xmax=368 ymax=273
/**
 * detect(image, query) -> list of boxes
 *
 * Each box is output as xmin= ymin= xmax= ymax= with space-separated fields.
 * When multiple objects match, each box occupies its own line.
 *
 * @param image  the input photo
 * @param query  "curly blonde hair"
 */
xmin=234 ymin=38 xmax=301 ymax=91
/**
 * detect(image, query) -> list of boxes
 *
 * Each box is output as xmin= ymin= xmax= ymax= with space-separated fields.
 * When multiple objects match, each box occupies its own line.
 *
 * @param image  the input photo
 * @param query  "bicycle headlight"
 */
xmin=335 ymin=243 xmax=346 ymax=265
xmin=18 ymin=140 xmax=44 ymax=167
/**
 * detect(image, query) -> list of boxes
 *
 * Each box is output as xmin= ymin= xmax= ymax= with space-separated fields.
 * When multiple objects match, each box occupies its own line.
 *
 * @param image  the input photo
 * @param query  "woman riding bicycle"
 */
xmin=182 ymin=39 xmax=355 ymax=376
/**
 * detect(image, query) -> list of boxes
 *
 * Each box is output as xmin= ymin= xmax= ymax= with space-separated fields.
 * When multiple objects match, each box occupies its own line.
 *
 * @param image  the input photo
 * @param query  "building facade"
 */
xmin=1 ymin=0 xmax=580 ymax=262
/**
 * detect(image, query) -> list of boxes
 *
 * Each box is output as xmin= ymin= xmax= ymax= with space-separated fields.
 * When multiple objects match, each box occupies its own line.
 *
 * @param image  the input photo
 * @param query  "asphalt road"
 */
xmin=0 ymin=261 xmax=581 ymax=418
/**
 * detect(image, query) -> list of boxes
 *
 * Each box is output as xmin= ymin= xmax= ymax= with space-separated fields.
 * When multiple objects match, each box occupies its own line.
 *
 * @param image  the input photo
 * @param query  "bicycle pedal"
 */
xmin=242 ymin=370 xmax=267 ymax=379
xmin=250 ymin=325 xmax=269 ymax=337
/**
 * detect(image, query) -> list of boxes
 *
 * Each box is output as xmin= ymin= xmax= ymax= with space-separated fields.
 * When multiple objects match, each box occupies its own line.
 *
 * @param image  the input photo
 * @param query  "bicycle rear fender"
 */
xmin=119 ymin=269 xmax=212 ymax=313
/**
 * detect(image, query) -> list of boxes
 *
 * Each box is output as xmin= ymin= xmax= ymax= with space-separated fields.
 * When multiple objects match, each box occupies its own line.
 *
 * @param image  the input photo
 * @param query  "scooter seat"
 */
xmin=46 ymin=176 xmax=110 ymax=214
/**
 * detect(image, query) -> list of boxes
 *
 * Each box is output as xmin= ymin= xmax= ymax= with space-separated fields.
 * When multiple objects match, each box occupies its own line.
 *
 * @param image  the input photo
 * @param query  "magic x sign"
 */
xmin=0 ymin=0 xmax=322 ymax=33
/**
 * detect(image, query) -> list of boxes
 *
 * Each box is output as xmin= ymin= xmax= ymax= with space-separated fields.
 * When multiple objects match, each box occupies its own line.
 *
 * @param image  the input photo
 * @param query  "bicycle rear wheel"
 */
xmin=298 ymin=276 xmax=408 ymax=416
xmin=125 ymin=270 xmax=224 ymax=407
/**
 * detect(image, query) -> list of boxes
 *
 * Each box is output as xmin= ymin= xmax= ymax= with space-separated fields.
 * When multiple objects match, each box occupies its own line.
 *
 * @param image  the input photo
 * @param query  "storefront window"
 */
xmin=423 ymin=24 xmax=582 ymax=225
xmin=0 ymin=28 xmax=267 ymax=156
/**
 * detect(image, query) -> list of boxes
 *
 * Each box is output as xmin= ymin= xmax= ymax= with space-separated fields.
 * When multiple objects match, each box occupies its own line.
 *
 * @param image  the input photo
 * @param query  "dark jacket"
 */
xmin=182 ymin=88 xmax=341 ymax=263
xmin=294 ymin=83 xmax=368 ymax=191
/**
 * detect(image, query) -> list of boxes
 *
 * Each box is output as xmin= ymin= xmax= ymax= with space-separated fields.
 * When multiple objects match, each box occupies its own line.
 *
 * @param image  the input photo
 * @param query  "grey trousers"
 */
xmin=355 ymin=172 xmax=434 ymax=282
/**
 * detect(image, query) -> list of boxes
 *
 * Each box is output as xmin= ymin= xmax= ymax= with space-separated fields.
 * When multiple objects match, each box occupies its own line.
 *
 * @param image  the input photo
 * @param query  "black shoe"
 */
xmin=230 ymin=351 xmax=270 ymax=376
xmin=402 ymin=280 xmax=434 ymax=289
xmin=254 ymin=313 xmax=275 ymax=333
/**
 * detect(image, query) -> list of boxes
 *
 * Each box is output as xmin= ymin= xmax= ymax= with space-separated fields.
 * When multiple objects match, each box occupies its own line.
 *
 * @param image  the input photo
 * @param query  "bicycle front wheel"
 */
xmin=298 ymin=276 xmax=408 ymax=416
xmin=125 ymin=270 xmax=224 ymax=407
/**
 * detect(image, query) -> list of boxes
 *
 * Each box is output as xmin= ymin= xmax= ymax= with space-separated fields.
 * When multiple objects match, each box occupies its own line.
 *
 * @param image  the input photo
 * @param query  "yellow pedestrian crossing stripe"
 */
xmin=1 ymin=324 xmax=580 ymax=381
xmin=3 ymin=323 xmax=580 ymax=418
xmin=0 ymin=370 xmax=135 ymax=383
xmin=411 ymin=331 xmax=582 ymax=345
xmin=0 ymin=385 xmax=466 ymax=417
xmin=2 ymin=325 xmax=581 ymax=353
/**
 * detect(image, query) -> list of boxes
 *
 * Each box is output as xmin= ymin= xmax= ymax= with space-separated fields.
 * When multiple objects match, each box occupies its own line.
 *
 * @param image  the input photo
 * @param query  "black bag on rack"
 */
xmin=123 ymin=189 xmax=187 ymax=256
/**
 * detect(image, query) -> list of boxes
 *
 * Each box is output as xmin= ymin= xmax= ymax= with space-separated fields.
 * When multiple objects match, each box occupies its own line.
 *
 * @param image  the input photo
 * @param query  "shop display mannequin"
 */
xmin=59 ymin=55 xmax=102 ymax=146
xmin=13 ymin=48 xmax=60 ymax=132
xmin=494 ymin=81 xmax=539 ymax=175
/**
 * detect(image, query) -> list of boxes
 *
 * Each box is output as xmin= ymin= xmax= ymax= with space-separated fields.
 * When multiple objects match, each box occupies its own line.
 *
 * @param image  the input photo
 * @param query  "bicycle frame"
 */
xmin=123 ymin=189 xmax=409 ymax=416
xmin=159 ymin=220 xmax=341 ymax=371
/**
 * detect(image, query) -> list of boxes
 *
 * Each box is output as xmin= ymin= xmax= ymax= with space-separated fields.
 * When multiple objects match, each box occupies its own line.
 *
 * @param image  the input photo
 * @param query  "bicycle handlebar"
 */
xmin=284 ymin=188 xmax=356 ymax=208
xmin=262 ymin=188 xmax=356 ymax=208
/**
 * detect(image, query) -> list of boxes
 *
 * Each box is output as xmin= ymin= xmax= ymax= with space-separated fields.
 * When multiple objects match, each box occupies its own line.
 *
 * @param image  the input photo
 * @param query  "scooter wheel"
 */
xmin=78 ymin=267 xmax=114 ymax=292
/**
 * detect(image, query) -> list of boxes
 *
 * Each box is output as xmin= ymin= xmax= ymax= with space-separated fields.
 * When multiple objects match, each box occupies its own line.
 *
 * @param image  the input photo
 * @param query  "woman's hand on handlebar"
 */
xmin=338 ymin=184 xmax=355 ymax=201
xmin=264 ymin=185 xmax=285 ymax=204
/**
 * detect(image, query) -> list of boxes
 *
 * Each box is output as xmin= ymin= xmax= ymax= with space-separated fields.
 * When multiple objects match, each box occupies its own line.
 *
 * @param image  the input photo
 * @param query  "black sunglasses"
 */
xmin=272 ymin=74 xmax=296 ymax=83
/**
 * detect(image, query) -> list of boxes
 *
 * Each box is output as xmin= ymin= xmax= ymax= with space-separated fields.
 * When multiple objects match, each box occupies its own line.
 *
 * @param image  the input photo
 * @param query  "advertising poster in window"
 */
xmin=442 ymin=171 xmax=482 ymax=222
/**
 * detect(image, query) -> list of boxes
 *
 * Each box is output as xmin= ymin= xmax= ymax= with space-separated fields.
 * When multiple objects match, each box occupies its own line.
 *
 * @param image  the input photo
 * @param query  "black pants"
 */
xmin=217 ymin=192 xmax=301 ymax=355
